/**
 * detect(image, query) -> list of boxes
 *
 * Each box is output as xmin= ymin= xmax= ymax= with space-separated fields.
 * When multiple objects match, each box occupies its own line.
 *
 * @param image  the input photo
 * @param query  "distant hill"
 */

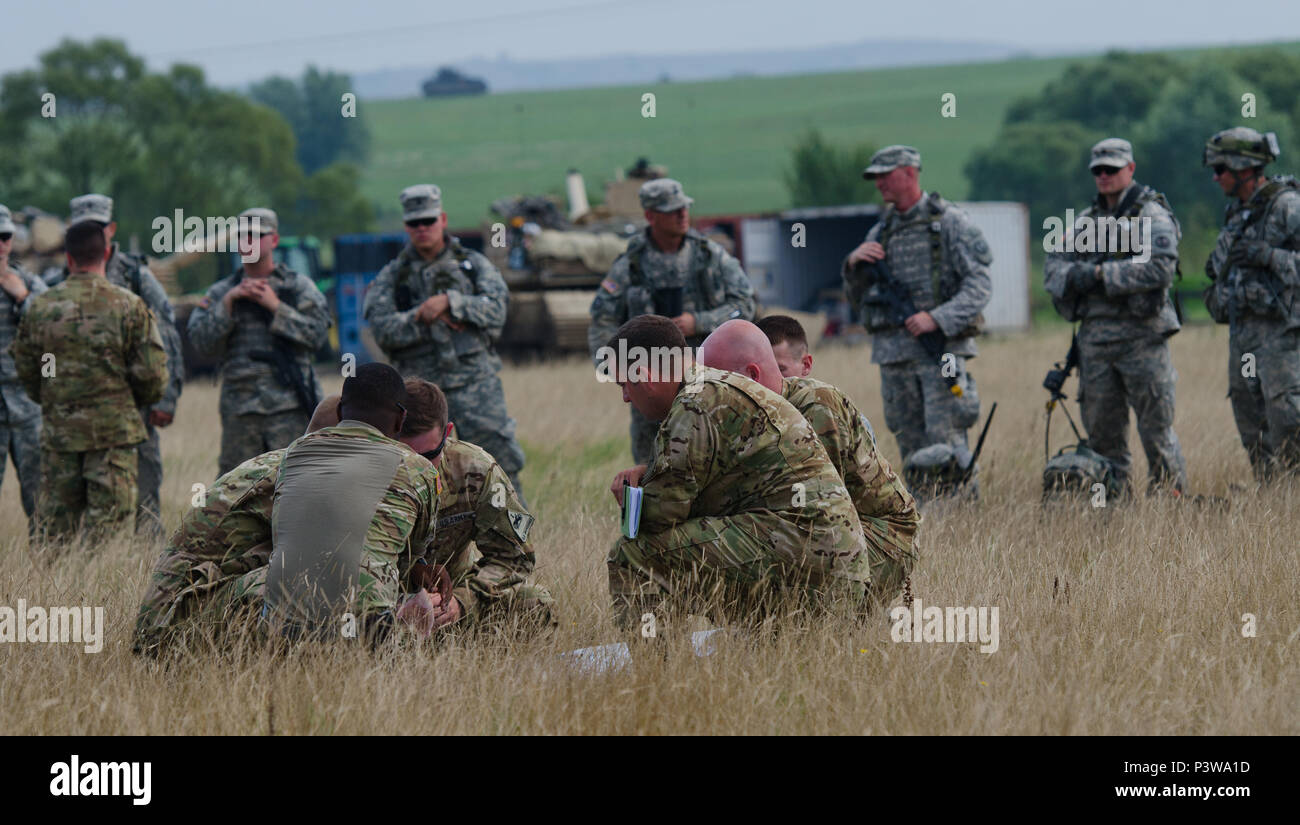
xmin=354 ymin=38 xmax=1029 ymax=99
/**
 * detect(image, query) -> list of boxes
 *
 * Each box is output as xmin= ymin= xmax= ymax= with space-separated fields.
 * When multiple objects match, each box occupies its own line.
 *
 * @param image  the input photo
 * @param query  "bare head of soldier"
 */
xmin=607 ymin=315 xmax=688 ymax=422
xmin=307 ymin=394 xmax=342 ymax=433
xmin=339 ymin=363 xmax=408 ymax=439
xmin=400 ymin=378 xmax=454 ymax=464
xmin=756 ymin=315 xmax=813 ymax=378
xmin=65 ymin=221 xmax=110 ymax=275
xmin=699 ymin=319 xmax=784 ymax=393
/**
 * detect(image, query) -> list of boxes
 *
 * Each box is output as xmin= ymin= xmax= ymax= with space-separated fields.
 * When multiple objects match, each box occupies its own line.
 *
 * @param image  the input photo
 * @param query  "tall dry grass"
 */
xmin=1 ymin=322 xmax=1296 ymax=734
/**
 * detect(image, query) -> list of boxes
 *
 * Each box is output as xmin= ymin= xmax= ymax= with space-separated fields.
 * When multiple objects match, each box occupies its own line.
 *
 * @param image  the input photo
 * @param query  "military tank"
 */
xmin=421 ymin=67 xmax=488 ymax=98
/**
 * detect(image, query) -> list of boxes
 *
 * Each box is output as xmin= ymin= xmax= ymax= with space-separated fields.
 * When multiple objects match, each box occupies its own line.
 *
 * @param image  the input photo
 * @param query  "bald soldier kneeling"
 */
xmin=603 ymin=315 xmax=870 ymax=635
xmin=701 ymin=318 xmax=920 ymax=606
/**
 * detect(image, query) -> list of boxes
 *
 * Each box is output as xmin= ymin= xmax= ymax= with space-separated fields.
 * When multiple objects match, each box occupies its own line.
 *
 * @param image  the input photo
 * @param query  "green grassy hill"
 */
xmin=361 ymin=54 xmax=1081 ymax=227
xmin=361 ymin=42 xmax=1300 ymax=232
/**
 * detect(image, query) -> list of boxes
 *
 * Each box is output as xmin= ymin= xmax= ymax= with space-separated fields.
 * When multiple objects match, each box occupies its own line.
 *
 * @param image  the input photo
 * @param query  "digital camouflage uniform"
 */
xmin=0 ymin=259 xmax=47 ymax=523
xmin=263 ymin=421 xmax=441 ymax=638
xmin=363 ymin=237 xmax=526 ymax=497
xmin=187 ymin=261 xmax=329 ymax=475
xmin=133 ymin=448 xmax=283 ymax=654
xmin=588 ymin=179 xmax=757 ymax=465
xmin=430 ymin=438 xmax=555 ymax=633
xmin=783 ymin=376 xmax=920 ymax=605
xmin=1201 ymin=129 xmax=1300 ymax=480
xmin=608 ymin=366 xmax=869 ymax=630
xmin=843 ymin=148 xmax=992 ymax=490
xmin=12 ymin=271 xmax=167 ymax=541
xmin=51 ymin=196 xmax=186 ymax=537
xmin=1044 ymin=143 xmax=1187 ymax=494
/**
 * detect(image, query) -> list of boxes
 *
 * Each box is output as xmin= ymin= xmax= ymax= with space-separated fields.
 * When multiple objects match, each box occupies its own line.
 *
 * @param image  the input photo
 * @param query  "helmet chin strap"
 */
xmin=1228 ymin=167 xmax=1260 ymax=201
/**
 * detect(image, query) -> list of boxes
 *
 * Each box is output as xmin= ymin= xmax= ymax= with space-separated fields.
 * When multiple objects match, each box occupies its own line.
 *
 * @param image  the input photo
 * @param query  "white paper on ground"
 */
xmin=560 ymin=629 xmax=725 ymax=675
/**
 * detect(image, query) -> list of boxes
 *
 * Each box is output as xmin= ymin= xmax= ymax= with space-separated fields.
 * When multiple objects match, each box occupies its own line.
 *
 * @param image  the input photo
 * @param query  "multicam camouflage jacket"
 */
xmin=640 ymin=365 xmax=868 ymax=589
xmin=266 ymin=421 xmax=441 ymax=624
xmin=1043 ymin=181 xmax=1182 ymax=345
xmin=782 ymin=376 xmax=920 ymax=564
xmin=0 ymin=263 xmax=47 ymax=424
xmin=13 ymin=272 xmax=166 ymax=451
xmin=1204 ymin=176 xmax=1300 ymax=331
xmin=842 ymin=192 xmax=993 ymax=364
xmin=363 ymin=239 xmax=508 ymax=390
xmin=587 ymin=228 xmax=756 ymax=361
xmin=52 ymin=246 xmax=184 ymax=416
xmin=132 ymin=448 xmax=284 ymax=653
xmin=187 ymin=262 xmax=329 ymax=417
xmin=430 ymin=438 xmax=538 ymax=620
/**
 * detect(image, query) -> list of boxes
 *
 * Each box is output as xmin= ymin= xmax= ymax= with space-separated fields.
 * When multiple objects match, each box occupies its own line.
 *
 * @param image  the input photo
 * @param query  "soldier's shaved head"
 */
xmin=340 ymin=363 xmax=408 ymax=438
xmin=307 ymin=394 xmax=342 ymax=433
xmin=699 ymin=319 xmax=784 ymax=394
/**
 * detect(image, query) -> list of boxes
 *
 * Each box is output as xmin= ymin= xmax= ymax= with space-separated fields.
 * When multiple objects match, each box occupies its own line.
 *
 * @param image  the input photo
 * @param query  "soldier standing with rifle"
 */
xmin=842 ymin=146 xmax=992 ymax=502
xmin=53 ymin=195 xmax=185 ymax=537
xmin=1043 ymin=138 xmax=1187 ymax=496
xmin=188 ymin=208 xmax=329 ymax=475
xmin=1202 ymin=127 xmax=1300 ymax=481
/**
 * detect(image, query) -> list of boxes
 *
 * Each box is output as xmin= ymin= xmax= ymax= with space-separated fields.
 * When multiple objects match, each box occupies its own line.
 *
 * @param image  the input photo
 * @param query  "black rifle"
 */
xmin=958 ymin=402 xmax=996 ymax=485
xmin=1042 ymin=333 xmax=1085 ymax=461
xmin=855 ymin=260 xmax=962 ymax=396
xmin=245 ymin=299 xmax=320 ymax=415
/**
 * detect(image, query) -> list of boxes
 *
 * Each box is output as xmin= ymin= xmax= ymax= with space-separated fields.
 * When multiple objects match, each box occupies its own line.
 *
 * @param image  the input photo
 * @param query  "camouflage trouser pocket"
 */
xmin=954 ymin=370 xmax=981 ymax=429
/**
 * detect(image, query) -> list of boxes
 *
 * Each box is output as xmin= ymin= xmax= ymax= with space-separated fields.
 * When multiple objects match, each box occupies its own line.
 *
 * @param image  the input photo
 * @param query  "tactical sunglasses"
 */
xmin=1091 ymin=166 xmax=1124 ymax=177
xmin=405 ymin=218 xmax=439 ymax=228
xmin=0 ymin=233 xmax=12 ymax=242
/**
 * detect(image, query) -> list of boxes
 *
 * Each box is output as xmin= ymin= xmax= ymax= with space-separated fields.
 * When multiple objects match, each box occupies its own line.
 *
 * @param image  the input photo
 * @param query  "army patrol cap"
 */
xmin=862 ymin=145 xmax=922 ymax=179
xmin=639 ymin=178 xmax=694 ymax=212
xmin=0 ymin=204 xmax=14 ymax=234
xmin=68 ymin=194 xmax=113 ymax=227
xmin=1089 ymin=137 xmax=1134 ymax=169
xmin=401 ymin=184 xmax=443 ymax=221
xmin=1203 ymin=127 xmax=1280 ymax=171
xmin=239 ymin=207 xmax=278 ymax=235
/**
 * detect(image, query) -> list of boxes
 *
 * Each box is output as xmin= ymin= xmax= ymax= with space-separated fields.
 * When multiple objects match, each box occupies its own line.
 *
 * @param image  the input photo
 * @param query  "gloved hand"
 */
xmin=1069 ymin=262 xmax=1102 ymax=294
xmin=1228 ymin=239 xmax=1274 ymax=270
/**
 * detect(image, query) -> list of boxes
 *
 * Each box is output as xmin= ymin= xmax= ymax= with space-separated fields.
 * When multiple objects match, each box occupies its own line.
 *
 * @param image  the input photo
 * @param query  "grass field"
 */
xmin=1 ymin=321 xmax=1296 ymax=734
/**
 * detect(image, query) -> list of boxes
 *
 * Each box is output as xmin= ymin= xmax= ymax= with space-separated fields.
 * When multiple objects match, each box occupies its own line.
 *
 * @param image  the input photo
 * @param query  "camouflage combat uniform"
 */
xmin=363 ymin=240 xmax=527 ymax=497
xmin=783 ymin=376 xmax=920 ymax=605
xmin=1204 ymin=174 xmax=1300 ymax=479
xmin=187 ymin=262 xmax=329 ymax=475
xmin=608 ymin=366 xmax=869 ymax=630
xmin=430 ymin=438 xmax=555 ymax=633
xmin=133 ymin=448 xmax=283 ymax=654
xmin=0 ymin=262 xmax=47 ymax=523
xmin=49 ymin=196 xmax=186 ymax=536
xmin=263 ymin=421 xmax=441 ymax=639
xmin=842 ymin=179 xmax=992 ymax=477
xmin=588 ymin=179 xmax=757 ymax=465
xmin=12 ymin=271 xmax=167 ymax=541
xmin=1044 ymin=159 xmax=1187 ymax=494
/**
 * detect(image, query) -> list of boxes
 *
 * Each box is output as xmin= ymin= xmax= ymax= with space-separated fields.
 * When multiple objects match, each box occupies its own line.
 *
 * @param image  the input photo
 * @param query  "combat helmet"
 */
xmin=903 ymin=442 xmax=974 ymax=501
xmin=1203 ymin=127 xmax=1281 ymax=171
xmin=1042 ymin=442 xmax=1121 ymax=505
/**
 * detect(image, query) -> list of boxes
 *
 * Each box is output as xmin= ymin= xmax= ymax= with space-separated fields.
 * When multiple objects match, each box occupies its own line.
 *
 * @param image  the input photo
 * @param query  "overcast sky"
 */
xmin=7 ymin=0 xmax=1299 ymax=86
